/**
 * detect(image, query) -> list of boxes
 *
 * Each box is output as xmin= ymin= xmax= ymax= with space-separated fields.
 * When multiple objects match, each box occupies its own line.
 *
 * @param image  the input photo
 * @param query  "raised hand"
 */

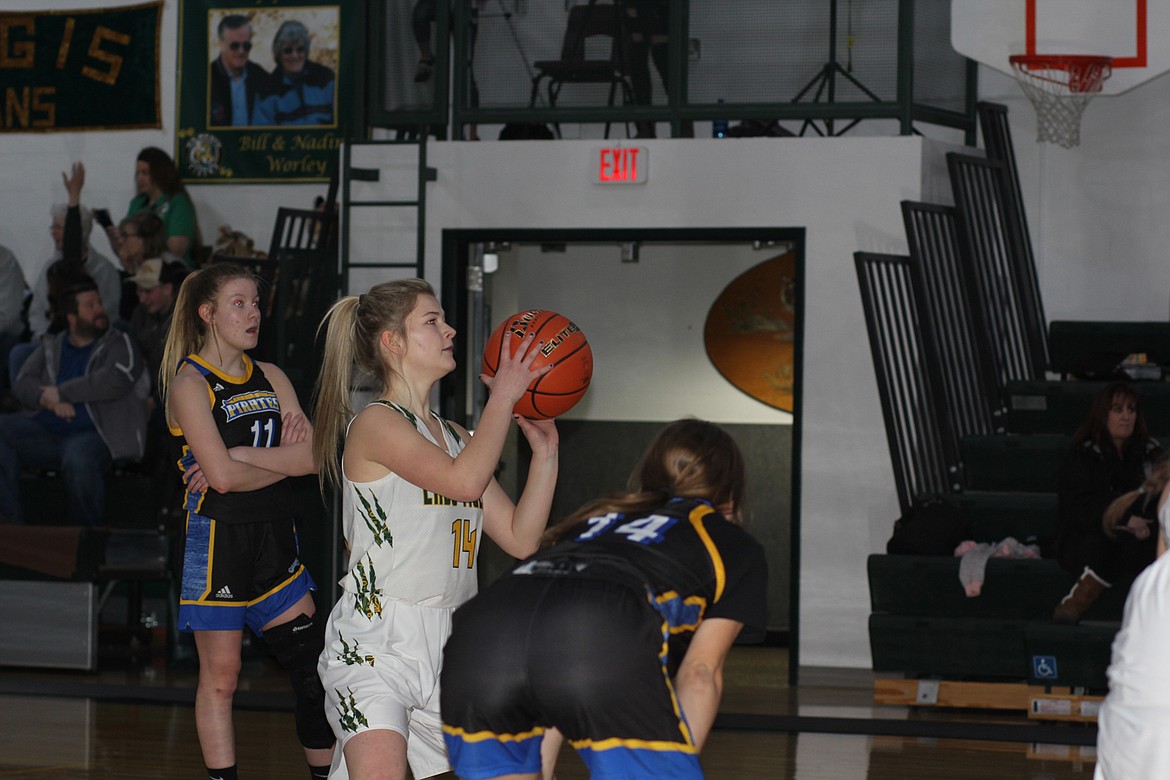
xmin=61 ymin=162 xmax=85 ymax=206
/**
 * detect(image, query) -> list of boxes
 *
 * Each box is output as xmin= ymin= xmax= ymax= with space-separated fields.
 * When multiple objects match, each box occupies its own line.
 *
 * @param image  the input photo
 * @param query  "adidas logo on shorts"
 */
xmin=215 ymin=585 xmax=234 ymax=599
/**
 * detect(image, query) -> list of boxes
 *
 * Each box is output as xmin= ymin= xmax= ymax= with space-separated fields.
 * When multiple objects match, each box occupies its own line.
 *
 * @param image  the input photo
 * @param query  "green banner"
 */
xmin=0 ymin=2 xmax=161 ymax=133
xmin=176 ymin=0 xmax=357 ymax=183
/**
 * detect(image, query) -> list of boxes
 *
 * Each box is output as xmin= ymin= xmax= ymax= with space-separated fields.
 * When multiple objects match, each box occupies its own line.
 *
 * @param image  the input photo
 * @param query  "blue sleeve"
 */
xmin=253 ymin=95 xmax=274 ymax=126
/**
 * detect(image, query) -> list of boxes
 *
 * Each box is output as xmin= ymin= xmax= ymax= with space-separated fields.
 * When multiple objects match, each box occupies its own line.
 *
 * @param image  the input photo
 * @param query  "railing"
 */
xmin=365 ymin=0 xmax=977 ymax=142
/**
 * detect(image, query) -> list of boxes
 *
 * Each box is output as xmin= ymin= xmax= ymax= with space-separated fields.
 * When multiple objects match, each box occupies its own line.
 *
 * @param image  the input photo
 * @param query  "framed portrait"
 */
xmin=176 ymin=0 xmax=359 ymax=183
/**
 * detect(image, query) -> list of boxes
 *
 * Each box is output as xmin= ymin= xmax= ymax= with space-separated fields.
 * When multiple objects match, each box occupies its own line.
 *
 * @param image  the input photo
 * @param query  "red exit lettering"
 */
xmin=594 ymin=146 xmax=648 ymax=184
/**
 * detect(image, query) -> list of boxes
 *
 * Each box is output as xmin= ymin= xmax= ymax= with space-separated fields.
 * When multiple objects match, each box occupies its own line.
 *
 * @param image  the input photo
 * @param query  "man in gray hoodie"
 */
xmin=0 ymin=277 xmax=147 ymax=526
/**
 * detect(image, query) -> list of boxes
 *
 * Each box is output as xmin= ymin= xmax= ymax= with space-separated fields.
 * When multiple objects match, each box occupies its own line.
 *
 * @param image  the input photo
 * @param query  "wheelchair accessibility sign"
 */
xmin=1033 ymin=655 xmax=1058 ymax=679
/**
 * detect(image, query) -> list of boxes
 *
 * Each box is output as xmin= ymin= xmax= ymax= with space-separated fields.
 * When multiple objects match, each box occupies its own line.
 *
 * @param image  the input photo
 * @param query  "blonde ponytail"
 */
xmin=312 ymin=296 xmax=360 ymax=490
xmin=311 ymin=277 xmax=435 ymax=492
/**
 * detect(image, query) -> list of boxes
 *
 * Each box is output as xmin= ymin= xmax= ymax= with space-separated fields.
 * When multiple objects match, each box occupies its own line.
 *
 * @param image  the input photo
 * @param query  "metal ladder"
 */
xmin=339 ymin=136 xmax=435 ymax=293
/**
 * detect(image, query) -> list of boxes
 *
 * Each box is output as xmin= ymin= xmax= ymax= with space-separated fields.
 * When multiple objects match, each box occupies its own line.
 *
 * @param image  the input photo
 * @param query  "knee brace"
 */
xmin=264 ymin=613 xmax=336 ymax=750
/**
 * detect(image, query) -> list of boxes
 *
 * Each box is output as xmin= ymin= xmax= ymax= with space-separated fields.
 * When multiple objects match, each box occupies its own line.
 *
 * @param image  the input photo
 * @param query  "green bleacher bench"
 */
xmin=1005 ymin=380 xmax=1170 ymax=435
xmin=959 ymin=434 xmax=1067 ymax=493
xmin=869 ymin=613 xmax=1117 ymax=689
xmin=869 ymin=614 xmax=1032 ymax=680
xmin=1049 ymin=320 xmax=1170 ymax=378
xmin=1025 ymin=622 xmax=1115 ymax=689
xmin=940 ymin=490 xmax=1059 ymax=546
xmin=868 ymin=554 xmax=1126 ymax=621
xmin=19 ymin=464 xmax=161 ymax=529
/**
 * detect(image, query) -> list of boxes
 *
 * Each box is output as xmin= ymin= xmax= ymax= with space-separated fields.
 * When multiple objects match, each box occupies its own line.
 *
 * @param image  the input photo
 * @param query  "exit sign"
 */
xmin=592 ymin=146 xmax=648 ymax=184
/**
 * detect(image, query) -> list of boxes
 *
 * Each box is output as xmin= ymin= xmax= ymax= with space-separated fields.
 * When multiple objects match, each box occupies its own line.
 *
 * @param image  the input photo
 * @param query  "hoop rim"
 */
xmin=1010 ymin=53 xmax=1113 ymax=96
xmin=1009 ymin=53 xmax=1113 ymax=69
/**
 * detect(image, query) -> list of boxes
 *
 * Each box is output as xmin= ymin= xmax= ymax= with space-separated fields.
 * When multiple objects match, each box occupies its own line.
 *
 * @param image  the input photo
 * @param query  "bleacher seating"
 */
xmin=860 ymin=103 xmax=1165 ymax=698
xmin=1006 ymin=379 xmax=1170 ymax=435
xmin=1048 ymin=320 xmax=1170 ymax=378
xmin=19 ymin=463 xmax=164 ymax=529
xmin=958 ymin=434 xmax=1066 ymax=494
xmin=0 ymin=524 xmax=175 ymax=669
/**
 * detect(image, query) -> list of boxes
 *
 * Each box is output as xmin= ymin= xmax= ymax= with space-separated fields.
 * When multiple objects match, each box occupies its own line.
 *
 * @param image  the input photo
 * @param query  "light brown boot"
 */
xmin=1053 ymin=568 xmax=1109 ymax=625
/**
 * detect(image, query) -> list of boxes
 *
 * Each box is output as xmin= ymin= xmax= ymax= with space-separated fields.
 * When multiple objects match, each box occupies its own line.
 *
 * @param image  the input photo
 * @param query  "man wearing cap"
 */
xmin=128 ymin=258 xmax=186 ymax=412
xmin=210 ymin=14 xmax=269 ymax=127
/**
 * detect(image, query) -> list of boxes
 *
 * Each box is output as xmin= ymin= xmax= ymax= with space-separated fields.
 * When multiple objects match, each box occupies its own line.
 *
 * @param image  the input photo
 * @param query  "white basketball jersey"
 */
xmin=338 ymin=402 xmax=483 ymax=609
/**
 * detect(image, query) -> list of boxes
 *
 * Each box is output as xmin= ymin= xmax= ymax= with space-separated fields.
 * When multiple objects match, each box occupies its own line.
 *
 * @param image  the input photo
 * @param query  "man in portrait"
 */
xmin=209 ymin=14 xmax=269 ymax=127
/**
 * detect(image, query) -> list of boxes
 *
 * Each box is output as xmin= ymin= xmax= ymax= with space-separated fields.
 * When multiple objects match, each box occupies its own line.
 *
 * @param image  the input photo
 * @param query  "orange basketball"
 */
xmin=481 ymin=309 xmax=593 ymax=420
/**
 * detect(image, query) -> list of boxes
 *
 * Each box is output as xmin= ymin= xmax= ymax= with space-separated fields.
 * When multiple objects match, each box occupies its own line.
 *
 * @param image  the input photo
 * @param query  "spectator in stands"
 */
xmin=252 ymin=20 xmax=335 ymax=127
xmin=115 ymin=211 xmax=182 ymax=323
xmin=0 ymin=275 xmax=148 ymax=526
xmin=107 ymin=147 xmax=201 ymax=269
xmin=0 ymin=243 xmax=28 ymax=395
xmin=27 ymin=189 xmax=122 ymax=342
xmin=209 ymin=14 xmax=268 ymax=128
xmin=1095 ymin=459 xmax=1170 ymax=778
xmin=1052 ymin=380 xmax=1161 ymax=624
xmin=14 ymin=163 xmax=123 ymax=386
xmin=129 ymin=257 xmax=188 ymax=524
xmin=128 ymin=257 xmax=188 ymax=412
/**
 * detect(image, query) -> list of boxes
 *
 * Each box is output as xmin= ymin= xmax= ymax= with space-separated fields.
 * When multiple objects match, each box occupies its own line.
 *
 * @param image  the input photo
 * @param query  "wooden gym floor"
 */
xmin=0 ymin=640 xmax=1098 ymax=779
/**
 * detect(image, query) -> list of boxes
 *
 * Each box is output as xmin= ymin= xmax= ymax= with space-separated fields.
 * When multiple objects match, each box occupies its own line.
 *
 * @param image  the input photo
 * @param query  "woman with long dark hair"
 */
xmin=252 ymin=20 xmax=335 ymax=126
xmin=1053 ymin=380 xmax=1162 ymax=623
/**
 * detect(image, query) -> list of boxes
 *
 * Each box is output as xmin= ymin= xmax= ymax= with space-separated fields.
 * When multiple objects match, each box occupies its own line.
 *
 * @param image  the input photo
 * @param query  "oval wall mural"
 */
xmin=703 ymin=252 xmax=797 ymax=412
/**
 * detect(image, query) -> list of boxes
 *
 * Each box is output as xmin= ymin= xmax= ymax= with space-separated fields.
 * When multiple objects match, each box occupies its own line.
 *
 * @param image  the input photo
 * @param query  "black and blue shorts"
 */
xmin=440 ymin=575 xmax=703 ymax=780
xmin=178 ymin=513 xmax=315 ymax=636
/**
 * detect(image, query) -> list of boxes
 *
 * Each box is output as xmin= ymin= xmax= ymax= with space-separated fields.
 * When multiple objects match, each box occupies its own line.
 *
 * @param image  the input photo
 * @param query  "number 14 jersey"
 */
xmin=337 ymin=401 xmax=483 ymax=609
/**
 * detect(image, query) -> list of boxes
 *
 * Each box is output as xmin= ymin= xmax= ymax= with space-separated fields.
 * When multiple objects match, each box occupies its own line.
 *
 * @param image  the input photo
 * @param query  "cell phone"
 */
xmin=93 ymin=208 xmax=113 ymax=228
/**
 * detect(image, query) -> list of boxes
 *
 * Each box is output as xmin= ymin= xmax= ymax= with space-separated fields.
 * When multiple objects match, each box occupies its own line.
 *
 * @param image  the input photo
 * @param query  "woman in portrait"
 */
xmin=252 ymin=20 xmax=335 ymax=126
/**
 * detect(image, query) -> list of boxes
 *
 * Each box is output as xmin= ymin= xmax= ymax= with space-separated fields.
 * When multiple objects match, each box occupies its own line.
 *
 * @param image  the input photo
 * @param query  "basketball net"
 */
xmin=1009 ymin=54 xmax=1112 ymax=148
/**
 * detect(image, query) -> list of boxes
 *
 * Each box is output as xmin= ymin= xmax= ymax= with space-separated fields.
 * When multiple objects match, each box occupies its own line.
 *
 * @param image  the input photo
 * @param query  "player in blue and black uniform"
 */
xmin=440 ymin=418 xmax=768 ymax=780
xmin=160 ymin=263 xmax=334 ymax=780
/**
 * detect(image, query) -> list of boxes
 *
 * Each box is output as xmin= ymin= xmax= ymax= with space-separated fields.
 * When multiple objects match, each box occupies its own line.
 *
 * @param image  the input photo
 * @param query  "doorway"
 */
xmin=440 ymin=227 xmax=804 ymax=676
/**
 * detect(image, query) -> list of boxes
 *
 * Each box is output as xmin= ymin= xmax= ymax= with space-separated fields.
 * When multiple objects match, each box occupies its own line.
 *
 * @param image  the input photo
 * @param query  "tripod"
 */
xmin=478 ymin=0 xmax=542 ymax=104
xmin=791 ymin=0 xmax=882 ymax=136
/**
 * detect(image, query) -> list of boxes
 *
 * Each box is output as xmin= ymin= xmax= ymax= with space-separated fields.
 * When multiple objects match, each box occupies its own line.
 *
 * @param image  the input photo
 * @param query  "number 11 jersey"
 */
xmin=171 ymin=353 xmax=293 ymax=523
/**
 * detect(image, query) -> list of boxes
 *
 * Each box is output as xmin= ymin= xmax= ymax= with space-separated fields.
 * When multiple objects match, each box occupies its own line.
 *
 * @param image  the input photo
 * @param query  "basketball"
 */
xmin=481 ymin=309 xmax=593 ymax=420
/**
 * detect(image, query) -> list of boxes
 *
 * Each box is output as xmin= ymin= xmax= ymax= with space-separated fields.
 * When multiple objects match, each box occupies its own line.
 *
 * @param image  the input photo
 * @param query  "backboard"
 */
xmin=952 ymin=0 xmax=1165 ymax=95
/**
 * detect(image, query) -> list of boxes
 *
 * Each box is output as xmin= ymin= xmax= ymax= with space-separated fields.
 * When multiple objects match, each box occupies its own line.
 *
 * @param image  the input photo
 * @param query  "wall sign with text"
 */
xmin=592 ymin=146 xmax=648 ymax=185
xmin=0 ymin=2 xmax=161 ymax=133
xmin=176 ymin=0 xmax=358 ymax=183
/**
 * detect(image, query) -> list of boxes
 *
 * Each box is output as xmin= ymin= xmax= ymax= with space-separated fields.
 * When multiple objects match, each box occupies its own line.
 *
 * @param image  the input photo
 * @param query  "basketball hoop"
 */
xmin=1009 ymin=54 xmax=1112 ymax=148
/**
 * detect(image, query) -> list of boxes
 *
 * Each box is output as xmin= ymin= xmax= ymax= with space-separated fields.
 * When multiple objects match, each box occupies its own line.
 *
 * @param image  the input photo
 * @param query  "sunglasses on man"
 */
xmin=228 ymin=41 xmax=252 ymax=52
